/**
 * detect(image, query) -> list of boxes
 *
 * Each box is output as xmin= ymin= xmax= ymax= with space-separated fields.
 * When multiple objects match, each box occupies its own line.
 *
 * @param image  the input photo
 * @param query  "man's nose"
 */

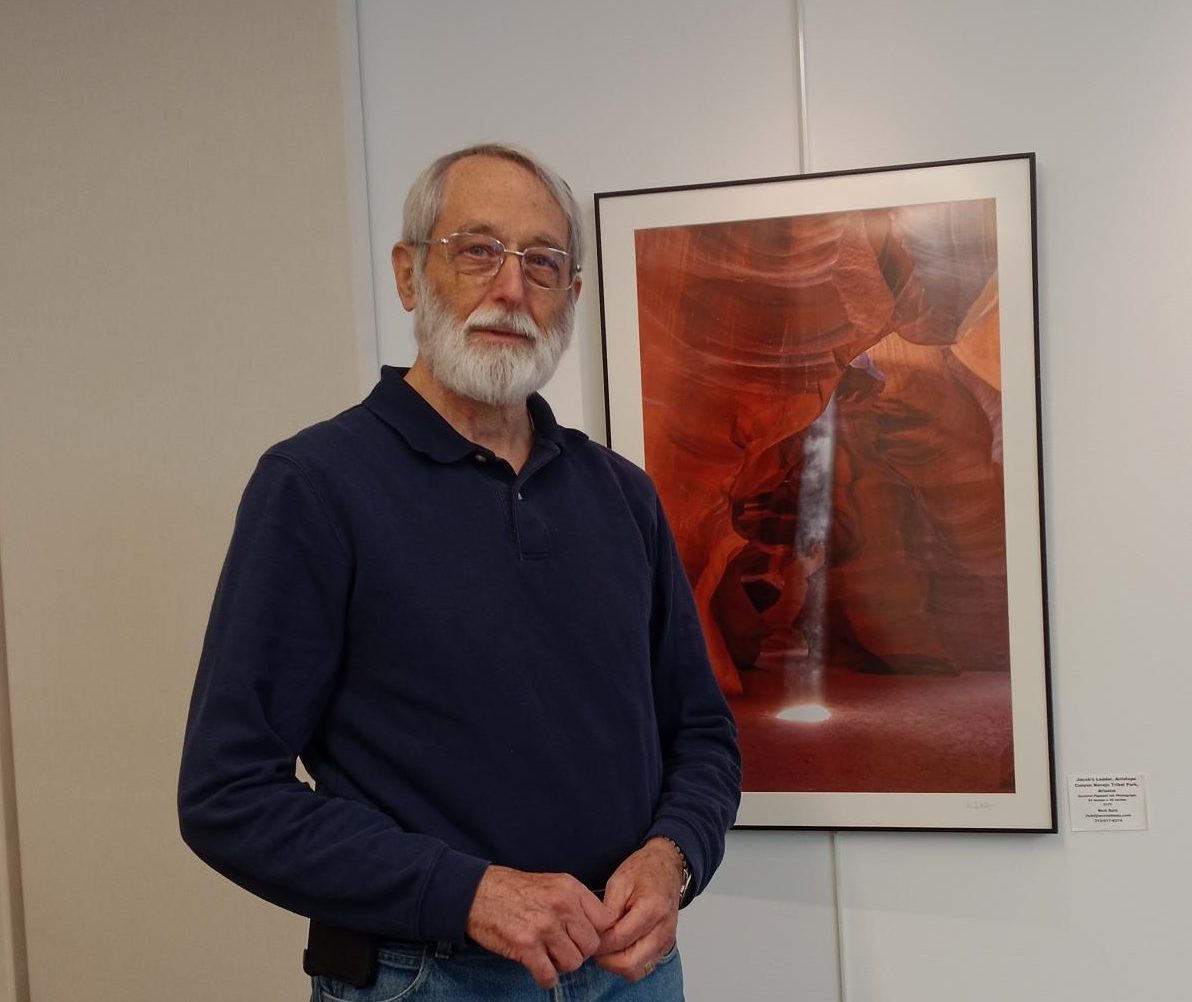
xmin=487 ymin=251 xmax=529 ymax=307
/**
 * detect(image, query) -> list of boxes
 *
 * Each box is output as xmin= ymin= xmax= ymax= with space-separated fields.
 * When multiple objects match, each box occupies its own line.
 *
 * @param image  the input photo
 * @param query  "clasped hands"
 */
xmin=465 ymin=838 xmax=686 ymax=989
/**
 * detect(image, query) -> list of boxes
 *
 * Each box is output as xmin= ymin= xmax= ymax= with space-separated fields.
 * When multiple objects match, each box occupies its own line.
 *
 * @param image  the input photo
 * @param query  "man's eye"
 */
xmin=525 ymin=252 xmax=561 ymax=273
xmin=461 ymin=241 xmax=500 ymax=259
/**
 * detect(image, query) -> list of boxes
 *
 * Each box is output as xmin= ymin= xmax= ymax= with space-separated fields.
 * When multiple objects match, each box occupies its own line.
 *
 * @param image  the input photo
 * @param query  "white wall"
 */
xmin=801 ymin=1 xmax=1192 ymax=998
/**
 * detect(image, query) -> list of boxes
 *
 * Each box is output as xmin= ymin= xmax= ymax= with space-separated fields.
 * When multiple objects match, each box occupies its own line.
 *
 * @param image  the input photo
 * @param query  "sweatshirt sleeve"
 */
xmin=643 ymin=495 xmax=742 ymax=901
xmin=177 ymin=453 xmax=488 ymax=941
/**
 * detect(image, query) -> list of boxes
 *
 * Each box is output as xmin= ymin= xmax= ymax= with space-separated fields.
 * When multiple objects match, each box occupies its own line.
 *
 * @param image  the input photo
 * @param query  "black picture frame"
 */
xmin=595 ymin=154 xmax=1055 ymax=831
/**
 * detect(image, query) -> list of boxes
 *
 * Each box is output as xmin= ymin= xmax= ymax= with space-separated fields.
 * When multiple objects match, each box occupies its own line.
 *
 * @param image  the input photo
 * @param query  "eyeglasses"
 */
xmin=416 ymin=232 xmax=579 ymax=291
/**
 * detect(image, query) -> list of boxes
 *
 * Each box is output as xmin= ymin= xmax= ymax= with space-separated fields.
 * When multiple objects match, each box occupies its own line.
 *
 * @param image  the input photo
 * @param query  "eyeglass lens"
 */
xmin=444 ymin=233 xmax=571 ymax=289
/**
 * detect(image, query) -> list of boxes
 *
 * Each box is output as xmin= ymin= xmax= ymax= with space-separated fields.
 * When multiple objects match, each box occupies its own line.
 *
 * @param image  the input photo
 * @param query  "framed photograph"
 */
xmin=595 ymin=154 xmax=1055 ymax=831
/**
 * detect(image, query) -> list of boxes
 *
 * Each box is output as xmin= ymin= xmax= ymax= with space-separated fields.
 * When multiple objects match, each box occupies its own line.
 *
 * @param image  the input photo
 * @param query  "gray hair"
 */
xmin=401 ymin=142 xmax=584 ymax=272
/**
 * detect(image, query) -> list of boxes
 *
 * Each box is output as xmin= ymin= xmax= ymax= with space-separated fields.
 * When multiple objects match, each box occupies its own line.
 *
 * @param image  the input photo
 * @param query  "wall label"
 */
xmin=1067 ymin=774 xmax=1148 ymax=832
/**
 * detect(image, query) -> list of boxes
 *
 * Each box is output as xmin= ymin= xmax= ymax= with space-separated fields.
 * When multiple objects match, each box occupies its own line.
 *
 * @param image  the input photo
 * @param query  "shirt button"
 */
xmin=516 ymin=491 xmax=524 ymax=501
xmin=474 ymin=454 xmax=487 ymax=463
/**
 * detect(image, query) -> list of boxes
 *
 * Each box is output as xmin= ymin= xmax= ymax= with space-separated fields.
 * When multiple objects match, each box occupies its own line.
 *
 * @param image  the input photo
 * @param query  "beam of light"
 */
xmin=778 ymin=703 xmax=831 ymax=723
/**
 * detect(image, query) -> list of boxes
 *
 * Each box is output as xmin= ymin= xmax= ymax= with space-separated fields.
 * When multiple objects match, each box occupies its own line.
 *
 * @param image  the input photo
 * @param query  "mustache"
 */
xmin=464 ymin=309 xmax=542 ymax=342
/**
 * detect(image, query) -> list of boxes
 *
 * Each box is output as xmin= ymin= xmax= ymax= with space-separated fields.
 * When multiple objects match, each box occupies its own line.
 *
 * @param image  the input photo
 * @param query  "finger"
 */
xmin=579 ymin=887 xmax=617 ymax=932
xmin=564 ymin=915 xmax=602 ymax=959
xmin=544 ymin=922 xmax=589 ymax=975
xmin=598 ymin=898 xmax=677 ymax=967
xmin=595 ymin=932 xmax=670 ymax=983
xmin=595 ymin=947 xmax=649 ymax=983
xmin=597 ymin=898 xmax=658 ymax=956
xmin=522 ymin=946 xmax=559 ymax=990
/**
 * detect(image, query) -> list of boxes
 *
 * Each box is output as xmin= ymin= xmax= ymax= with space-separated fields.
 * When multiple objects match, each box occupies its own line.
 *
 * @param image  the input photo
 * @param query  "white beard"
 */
xmin=412 ymin=270 xmax=574 ymax=407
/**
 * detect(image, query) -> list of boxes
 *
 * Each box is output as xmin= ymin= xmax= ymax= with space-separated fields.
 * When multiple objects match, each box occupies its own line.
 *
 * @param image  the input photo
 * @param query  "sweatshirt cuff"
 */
xmin=417 ymin=848 xmax=491 ymax=942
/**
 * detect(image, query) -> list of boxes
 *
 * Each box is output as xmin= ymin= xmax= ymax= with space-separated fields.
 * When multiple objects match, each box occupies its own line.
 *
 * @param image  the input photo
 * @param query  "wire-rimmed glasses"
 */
xmin=416 ymin=232 xmax=578 ymax=291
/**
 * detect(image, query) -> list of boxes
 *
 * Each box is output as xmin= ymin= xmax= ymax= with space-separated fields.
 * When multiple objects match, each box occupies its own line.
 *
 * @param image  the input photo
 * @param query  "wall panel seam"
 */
xmin=0 ymin=556 xmax=31 ymax=1002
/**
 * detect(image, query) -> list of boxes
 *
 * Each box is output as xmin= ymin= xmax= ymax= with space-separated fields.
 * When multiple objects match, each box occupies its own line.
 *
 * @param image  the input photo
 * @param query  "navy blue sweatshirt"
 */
xmin=178 ymin=367 xmax=740 ymax=943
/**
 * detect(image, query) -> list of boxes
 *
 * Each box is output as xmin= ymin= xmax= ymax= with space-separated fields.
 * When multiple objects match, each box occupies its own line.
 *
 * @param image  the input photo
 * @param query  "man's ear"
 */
xmin=392 ymin=243 xmax=417 ymax=312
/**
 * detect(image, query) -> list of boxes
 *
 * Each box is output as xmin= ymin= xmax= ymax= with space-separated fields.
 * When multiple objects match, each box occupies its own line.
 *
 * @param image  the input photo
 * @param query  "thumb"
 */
xmin=580 ymin=889 xmax=617 ymax=933
xmin=601 ymin=873 xmax=632 ymax=921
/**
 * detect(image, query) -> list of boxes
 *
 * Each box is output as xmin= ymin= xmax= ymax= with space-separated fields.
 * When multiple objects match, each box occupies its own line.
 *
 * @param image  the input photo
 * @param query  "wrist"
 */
xmin=647 ymin=836 xmax=692 ymax=905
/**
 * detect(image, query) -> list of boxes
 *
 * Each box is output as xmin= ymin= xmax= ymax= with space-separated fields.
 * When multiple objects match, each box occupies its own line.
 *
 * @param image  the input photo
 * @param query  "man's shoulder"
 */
xmin=558 ymin=427 xmax=659 ymax=510
xmin=263 ymin=403 xmax=380 ymax=471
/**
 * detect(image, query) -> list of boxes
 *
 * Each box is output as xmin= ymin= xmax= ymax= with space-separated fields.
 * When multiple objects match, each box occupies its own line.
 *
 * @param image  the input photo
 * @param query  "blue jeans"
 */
xmin=310 ymin=939 xmax=683 ymax=1001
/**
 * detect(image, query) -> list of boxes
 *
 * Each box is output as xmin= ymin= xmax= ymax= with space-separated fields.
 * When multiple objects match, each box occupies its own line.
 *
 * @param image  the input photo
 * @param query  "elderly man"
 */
xmin=178 ymin=143 xmax=740 ymax=1001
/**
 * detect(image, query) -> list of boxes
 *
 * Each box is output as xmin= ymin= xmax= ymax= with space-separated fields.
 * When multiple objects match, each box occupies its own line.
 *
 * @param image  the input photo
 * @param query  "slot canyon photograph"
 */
xmin=634 ymin=196 xmax=1015 ymax=800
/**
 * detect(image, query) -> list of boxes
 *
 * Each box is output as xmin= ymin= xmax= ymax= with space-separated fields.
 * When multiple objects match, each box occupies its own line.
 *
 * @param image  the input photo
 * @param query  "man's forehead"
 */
xmin=437 ymin=155 xmax=567 ymax=238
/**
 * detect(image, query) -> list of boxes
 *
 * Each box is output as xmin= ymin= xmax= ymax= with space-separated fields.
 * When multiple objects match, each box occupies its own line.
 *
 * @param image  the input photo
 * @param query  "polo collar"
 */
xmin=362 ymin=365 xmax=566 ymax=464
